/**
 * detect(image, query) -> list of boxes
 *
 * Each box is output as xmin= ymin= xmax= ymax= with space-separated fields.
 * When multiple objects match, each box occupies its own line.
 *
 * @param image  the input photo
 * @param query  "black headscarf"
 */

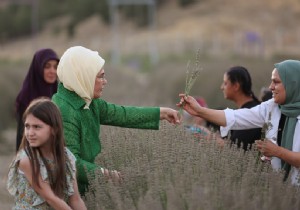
xmin=15 ymin=48 xmax=59 ymax=116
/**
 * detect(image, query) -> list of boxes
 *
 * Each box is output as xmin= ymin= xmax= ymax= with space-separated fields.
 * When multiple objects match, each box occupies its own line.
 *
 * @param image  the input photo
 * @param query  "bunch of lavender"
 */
xmin=178 ymin=50 xmax=202 ymax=118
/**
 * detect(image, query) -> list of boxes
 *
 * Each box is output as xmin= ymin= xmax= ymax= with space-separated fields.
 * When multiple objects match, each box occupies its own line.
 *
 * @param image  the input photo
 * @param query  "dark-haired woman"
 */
xmin=15 ymin=48 xmax=59 ymax=152
xmin=220 ymin=66 xmax=261 ymax=150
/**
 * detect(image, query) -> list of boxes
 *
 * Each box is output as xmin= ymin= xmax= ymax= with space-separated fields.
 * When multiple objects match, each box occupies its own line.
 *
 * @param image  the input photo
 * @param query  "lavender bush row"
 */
xmin=84 ymin=122 xmax=300 ymax=210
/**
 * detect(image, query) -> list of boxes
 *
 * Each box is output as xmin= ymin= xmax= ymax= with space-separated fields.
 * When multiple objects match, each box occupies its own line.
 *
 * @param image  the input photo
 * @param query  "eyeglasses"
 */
xmin=97 ymin=74 xmax=106 ymax=81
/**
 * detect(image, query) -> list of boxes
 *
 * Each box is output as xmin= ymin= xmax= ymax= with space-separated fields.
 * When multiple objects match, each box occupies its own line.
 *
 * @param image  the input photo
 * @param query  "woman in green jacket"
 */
xmin=52 ymin=46 xmax=180 ymax=195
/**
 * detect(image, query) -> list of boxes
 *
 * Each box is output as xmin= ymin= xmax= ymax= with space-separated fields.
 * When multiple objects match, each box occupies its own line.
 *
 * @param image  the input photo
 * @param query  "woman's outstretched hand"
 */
xmin=101 ymin=168 xmax=123 ymax=183
xmin=160 ymin=107 xmax=181 ymax=125
xmin=177 ymin=94 xmax=202 ymax=117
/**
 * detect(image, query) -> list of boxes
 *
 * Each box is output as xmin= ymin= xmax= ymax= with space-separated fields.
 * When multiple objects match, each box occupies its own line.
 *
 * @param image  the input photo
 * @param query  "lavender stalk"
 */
xmin=178 ymin=51 xmax=202 ymax=118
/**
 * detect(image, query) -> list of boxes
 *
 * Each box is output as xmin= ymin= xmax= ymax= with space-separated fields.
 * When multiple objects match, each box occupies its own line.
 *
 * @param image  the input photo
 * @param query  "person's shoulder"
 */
xmin=65 ymin=147 xmax=76 ymax=161
xmin=91 ymin=98 xmax=111 ymax=110
xmin=14 ymin=149 xmax=28 ymax=162
xmin=8 ymin=149 xmax=28 ymax=174
xmin=93 ymin=98 xmax=107 ymax=105
xmin=261 ymin=98 xmax=277 ymax=107
xmin=243 ymin=100 xmax=260 ymax=108
xmin=64 ymin=147 xmax=76 ymax=173
xmin=259 ymin=98 xmax=280 ymax=114
xmin=53 ymin=93 xmax=82 ymax=120
xmin=18 ymin=154 xmax=31 ymax=173
xmin=53 ymin=83 xmax=85 ymax=110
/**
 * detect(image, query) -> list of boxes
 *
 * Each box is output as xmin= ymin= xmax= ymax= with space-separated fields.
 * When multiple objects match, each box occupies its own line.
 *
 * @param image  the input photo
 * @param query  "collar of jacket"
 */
xmin=57 ymin=82 xmax=87 ymax=110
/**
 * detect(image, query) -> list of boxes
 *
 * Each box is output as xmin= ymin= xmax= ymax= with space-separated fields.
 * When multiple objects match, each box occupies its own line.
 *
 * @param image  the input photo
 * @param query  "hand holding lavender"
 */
xmin=256 ymin=112 xmax=273 ymax=163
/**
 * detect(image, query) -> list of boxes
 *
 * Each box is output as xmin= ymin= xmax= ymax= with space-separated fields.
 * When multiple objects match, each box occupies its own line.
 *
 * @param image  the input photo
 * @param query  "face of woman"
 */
xmin=220 ymin=73 xmax=236 ymax=100
xmin=43 ymin=60 xmax=58 ymax=84
xmin=269 ymin=68 xmax=286 ymax=104
xmin=93 ymin=68 xmax=107 ymax=98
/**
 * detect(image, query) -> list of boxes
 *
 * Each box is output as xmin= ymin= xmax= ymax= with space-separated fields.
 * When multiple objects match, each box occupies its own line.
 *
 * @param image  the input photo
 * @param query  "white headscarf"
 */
xmin=57 ymin=46 xmax=105 ymax=109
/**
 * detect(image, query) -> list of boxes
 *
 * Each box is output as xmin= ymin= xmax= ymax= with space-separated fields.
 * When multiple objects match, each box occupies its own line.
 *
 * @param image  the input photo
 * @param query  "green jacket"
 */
xmin=52 ymin=83 xmax=160 ymax=194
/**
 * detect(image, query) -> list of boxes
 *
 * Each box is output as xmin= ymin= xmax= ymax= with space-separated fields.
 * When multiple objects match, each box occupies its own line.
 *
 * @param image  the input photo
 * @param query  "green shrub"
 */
xmin=0 ymin=0 xmax=163 ymax=40
xmin=178 ymin=0 xmax=197 ymax=7
xmin=0 ymin=5 xmax=31 ymax=41
xmin=0 ymin=61 xmax=26 ymax=130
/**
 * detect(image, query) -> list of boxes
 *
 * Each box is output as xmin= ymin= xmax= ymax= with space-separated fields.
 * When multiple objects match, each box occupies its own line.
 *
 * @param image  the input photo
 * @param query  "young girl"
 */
xmin=7 ymin=98 xmax=87 ymax=210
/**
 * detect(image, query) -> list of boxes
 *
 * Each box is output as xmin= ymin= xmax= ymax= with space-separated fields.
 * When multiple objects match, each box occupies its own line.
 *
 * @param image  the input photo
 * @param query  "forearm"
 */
xmin=197 ymin=107 xmax=226 ymax=127
xmin=20 ymin=158 xmax=73 ymax=210
xmin=276 ymin=147 xmax=300 ymax=168
xmin=35 ymin=184 xmax=72 ymax=209
xmin=46 ymin=197 xmax=72 ymax=210
xmin=69 ymin=197 xmax=87 ymax=210
xmin=102 ymin=103 xmax=160 ymax=129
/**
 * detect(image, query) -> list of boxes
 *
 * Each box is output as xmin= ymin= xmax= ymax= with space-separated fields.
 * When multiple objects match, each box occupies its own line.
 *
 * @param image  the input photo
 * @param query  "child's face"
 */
xmin=24 ymin=114 xmax=52 ymax=149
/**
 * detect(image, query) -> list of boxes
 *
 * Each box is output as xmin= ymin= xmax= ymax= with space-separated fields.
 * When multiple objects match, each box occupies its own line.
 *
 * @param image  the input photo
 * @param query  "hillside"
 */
xmin=0 ymin=0 xmax=300 ymax=61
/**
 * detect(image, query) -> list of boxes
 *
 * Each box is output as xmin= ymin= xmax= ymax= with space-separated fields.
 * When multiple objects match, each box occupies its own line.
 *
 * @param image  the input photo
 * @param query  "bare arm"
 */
xmin=277 ymin=147 xmax=300 ymax=168
xmin=19 ymin=157 xmax=73 ymax=210
xmin=178 ymin=94 xmax=226 ymax=126
xmin=196 ymin=107 xmax=226 ymax=127
xmin=69 ymin=179 xmax=87 ymax=210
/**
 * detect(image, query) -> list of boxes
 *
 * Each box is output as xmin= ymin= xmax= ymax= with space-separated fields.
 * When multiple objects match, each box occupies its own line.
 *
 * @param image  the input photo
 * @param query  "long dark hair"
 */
xmin=226 ymin=66 xmax=260 ymax=103
xmin=19 ymin=98 xmax=67 ymax=198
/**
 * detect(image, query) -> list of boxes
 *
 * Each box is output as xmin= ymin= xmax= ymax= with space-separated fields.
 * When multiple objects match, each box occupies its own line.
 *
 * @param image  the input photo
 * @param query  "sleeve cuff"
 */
xmin=220 ymin=108 xmax=235 ymax=137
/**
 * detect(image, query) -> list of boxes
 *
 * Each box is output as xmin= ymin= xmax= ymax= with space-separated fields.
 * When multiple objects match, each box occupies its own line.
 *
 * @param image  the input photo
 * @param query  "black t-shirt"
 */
xmin=230 ymin=100 xmax=262 ymax=151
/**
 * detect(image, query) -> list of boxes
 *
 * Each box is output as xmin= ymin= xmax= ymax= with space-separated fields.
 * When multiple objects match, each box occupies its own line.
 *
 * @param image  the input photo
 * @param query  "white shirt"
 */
xmin=220 ymin=98 xmax=300 ymax=185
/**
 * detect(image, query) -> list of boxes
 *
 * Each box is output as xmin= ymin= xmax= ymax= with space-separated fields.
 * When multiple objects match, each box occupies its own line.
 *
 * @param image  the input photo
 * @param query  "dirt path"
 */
xmin=0 ymin=129 xmax=16 ymax=209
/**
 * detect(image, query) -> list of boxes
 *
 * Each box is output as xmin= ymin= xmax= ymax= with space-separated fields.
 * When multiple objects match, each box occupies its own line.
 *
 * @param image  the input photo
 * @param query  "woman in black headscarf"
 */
xmin=15 ymin=48 xmax=59 ymax=151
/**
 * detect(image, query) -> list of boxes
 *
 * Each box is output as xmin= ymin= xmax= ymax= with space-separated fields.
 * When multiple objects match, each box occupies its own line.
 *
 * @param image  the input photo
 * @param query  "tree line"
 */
xmin=0 ymin=0 xmax=197 ymax=43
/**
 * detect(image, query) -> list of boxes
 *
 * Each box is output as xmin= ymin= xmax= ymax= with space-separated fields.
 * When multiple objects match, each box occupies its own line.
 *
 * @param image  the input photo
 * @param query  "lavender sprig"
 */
xmin=178 ymin=50 xmax=202 ymax=118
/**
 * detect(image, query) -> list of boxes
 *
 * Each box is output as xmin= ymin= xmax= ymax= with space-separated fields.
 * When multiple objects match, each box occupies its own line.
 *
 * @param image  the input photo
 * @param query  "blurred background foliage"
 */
xmin=0 ymin=0 xmax=197 ymax=41
xmin=0 ymin=0 xmax=299 ymax=132
xmin=0 ymin=0 xmax=204 ymax=132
